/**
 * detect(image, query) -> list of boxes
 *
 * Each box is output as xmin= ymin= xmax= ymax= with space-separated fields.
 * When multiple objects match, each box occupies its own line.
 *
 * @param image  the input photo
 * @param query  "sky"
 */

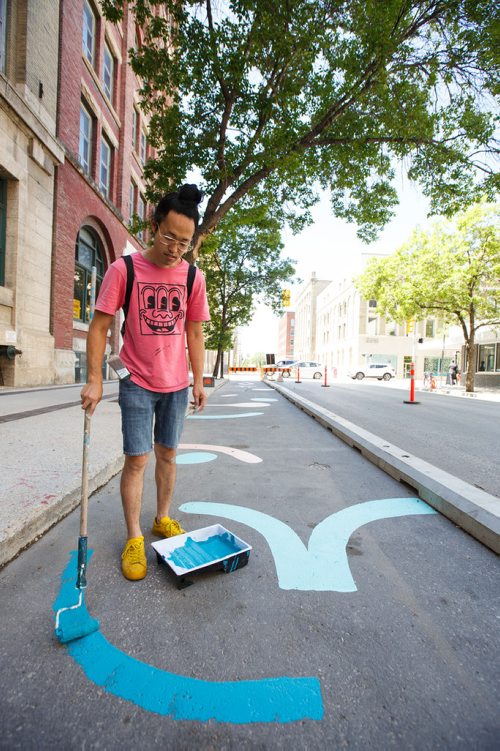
xmin=237 ymin=175 xmax=433 ymax=355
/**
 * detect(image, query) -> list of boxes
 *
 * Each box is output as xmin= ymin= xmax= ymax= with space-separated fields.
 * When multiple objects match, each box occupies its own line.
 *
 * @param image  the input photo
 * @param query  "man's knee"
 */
xmin=123 ymin=453 xmax=150 ymax=472
xmin=154 ymin=444 xmax=176 ymax=464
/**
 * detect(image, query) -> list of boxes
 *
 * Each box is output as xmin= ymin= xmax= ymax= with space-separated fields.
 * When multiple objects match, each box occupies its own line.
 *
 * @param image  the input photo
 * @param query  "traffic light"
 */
xmin=282 ymin=289 xmax=291 ymax=307
xmin=406 ymin=320 xmax=415 ymax=334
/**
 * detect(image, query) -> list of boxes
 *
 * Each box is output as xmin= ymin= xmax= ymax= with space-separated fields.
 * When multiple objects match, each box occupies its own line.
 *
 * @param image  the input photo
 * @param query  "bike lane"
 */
xmin=1 ymin=378 xmax=498 ymax=748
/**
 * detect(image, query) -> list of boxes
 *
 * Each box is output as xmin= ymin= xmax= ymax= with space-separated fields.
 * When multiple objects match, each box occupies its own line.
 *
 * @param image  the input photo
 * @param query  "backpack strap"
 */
xmin=187 ymin=263 xmax=196 ymax=300
xmin=121 ymin=254 xmax=135 ymax=337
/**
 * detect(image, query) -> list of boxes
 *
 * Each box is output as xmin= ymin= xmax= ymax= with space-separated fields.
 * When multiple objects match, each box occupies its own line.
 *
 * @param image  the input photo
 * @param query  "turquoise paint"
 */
xmin=167 ymin=532 xmax=241 ymax=571
xmin=188 ymin=412 xmax=264 ymax=420
xmin=176 ymin=452 xmax=218 ymax=465
xmin=180 ymin=498 xmax=437 ymax=592
xmin=53 ymin=552 xmax=324 ymax=723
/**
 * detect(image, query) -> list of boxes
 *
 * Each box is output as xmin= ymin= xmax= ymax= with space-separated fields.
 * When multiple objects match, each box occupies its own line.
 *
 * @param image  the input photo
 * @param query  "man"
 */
xmin=81 ymin=184 xmax=210 ymax=581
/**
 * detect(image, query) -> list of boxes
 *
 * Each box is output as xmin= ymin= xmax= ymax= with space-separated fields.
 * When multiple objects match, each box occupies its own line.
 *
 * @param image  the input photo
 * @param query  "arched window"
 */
xmin=74 ymin=227 xmax=104 ymax=323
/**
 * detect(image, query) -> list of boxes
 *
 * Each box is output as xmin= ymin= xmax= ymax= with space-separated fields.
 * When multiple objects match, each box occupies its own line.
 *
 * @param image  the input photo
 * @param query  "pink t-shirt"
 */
xmin=96 ymin=253 xmax=210 ymax=392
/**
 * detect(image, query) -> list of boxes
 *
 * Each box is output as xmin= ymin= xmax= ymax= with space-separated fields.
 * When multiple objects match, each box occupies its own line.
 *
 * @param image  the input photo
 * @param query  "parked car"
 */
xmin=275 ymin=359 xmax=296 ymax=367
xmin=289 ymin=361 xmax=325 ymax=379
xmin=348 ymin=363 xmax=396 ymax=381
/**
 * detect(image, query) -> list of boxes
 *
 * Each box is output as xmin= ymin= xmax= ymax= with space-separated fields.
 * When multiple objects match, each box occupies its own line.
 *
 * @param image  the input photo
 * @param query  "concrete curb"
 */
xmin=0 ymin=377 xmax=227 ymax=569
xmin=268 ymin=381 xmax=500 ymax=555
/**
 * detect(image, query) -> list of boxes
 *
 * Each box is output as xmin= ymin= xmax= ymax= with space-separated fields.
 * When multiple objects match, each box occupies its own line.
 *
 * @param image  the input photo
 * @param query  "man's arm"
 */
xmin=186 ymin=320 xmax=207 ymax=412
xmin=80 ymin=310 xmax=114 ymax=415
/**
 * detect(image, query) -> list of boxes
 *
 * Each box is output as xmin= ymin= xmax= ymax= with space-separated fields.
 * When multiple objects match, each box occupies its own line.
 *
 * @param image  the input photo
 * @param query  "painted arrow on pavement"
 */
xmin=180 ymin=498 xmax=437 ymax=592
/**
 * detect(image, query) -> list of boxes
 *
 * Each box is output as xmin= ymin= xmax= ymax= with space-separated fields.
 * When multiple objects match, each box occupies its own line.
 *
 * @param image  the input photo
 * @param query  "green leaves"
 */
xmin=103 ymin=1 xmax=499 ymax=254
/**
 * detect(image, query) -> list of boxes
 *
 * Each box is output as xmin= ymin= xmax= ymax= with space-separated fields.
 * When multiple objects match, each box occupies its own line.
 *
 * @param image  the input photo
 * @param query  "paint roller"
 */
xmin=55 ymin=266 xmax=99 ymax=643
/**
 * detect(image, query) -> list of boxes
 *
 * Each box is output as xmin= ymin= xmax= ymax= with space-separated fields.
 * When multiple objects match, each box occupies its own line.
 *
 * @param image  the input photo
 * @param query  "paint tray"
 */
xmin=152 ymin=524 xmax=252 ymax=589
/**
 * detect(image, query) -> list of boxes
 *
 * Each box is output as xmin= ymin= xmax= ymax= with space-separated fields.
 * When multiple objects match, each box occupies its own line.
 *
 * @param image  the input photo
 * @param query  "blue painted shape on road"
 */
xmin=176 ymin=452 xmax=218 ymax=465
xmin=53 ymin=552 xmax=324 ymax=723
xmin=188 ymin=412 xmax=264 ymax=419
xmin=180 ymin=498 xmax=437 ymax=592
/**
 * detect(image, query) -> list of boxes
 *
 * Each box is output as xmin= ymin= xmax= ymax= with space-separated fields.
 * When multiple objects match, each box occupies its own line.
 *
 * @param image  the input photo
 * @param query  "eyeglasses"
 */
xmin=157 ymin=231 xmax=192 ymax=252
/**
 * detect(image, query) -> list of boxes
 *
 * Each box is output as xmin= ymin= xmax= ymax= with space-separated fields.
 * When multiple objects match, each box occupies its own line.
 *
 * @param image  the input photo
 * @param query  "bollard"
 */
xmin=295 ymin=367 xmax=301 ymax=383
xmin=321 ymin=365 xmax=330 ymax=387
xmin=404 ymin=362 xmax=420 ymax=405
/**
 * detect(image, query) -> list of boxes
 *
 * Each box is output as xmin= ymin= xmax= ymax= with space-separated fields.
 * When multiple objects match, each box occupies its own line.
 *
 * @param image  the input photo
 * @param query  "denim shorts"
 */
xmin=118 ymin=379 xmax=189 ymax=455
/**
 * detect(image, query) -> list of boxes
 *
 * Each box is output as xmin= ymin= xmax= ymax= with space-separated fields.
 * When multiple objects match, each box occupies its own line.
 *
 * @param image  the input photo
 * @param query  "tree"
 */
xmin=197 ymin=204 xmax=295 ymax=377
xmin=355 ymin=203 xmax=500 ymax=392
xmin=102 ymin=0 xmax=498 ymax=256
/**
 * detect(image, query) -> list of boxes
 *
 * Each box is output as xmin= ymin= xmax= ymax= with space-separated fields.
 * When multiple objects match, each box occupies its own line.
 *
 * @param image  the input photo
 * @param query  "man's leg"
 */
xmin=154 ymin=444 xmax=177 ymax=521
xmin=118 ymin=379 xmax=156 ymax=580
xmin=152 ymin=387 xmax=189 ymax=538
xmin=121 ymin=454 xmax=150 ymax=539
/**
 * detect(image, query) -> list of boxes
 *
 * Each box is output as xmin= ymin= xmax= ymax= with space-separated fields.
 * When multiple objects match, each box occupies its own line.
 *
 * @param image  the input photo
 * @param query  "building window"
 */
xmin=129 ymin=181 xmax=137 ymax=222
xmin=82 ymin=0 xmax=97 ymax=67
xmin=368 ymin=299 xmax=377 ymax=309
xmin=0 ymin=178 xmax=6 ymax=286
xmin=74 ymin=228 xmax=104 ymax=323
xmin=137 ymin=193 xmax=145 ymax=239
xmin=103 ymin=42 xmax=115 ymax=102
xmin=0 ymin=0 xmax=7 ymax=74
xmin=477 ymin=343 xmax=496 ymax=373
xmin=99 ymin=135 xmax=112 ymax=198
xmin=79 ymin=102 xmax=93 ymax=174
xmin=140 ymin=130 xmax=147 ymax=164
xmin=131 ymin=108 xmax=137 ymax=151
xmin=425 ymin=318 xmax=435 ymax=338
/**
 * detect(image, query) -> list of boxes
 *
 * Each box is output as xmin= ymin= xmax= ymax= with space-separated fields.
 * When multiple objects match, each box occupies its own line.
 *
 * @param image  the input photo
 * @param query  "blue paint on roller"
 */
xmin=176 ymin=452 xmax=217 ymax=465
xmin=188 ymin=412 xmax=264 ymax=419
xmin=53 ymin=553 xmax=324 ymax=723
xmin=180 ymin=498 xmax=438 ymax=592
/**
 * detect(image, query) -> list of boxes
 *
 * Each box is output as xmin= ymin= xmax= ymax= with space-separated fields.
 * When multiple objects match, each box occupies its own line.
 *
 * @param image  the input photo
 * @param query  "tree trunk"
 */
xmin=465 ymin=335 xmax=476 ymax=393
xmin=212 ymin=347 xmax=222 ymax=379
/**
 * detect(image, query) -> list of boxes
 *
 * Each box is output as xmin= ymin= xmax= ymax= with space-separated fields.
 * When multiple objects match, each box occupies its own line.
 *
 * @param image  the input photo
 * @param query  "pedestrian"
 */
xmin=80 ymin=184 xmax=210 ymax=581
xmin=447 ymin=361 xmax=459 ymax=385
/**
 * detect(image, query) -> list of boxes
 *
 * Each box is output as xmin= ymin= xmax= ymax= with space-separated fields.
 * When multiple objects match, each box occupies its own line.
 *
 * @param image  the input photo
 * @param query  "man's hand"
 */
xmin=192 ymin=382 xmax=207 ymax=412
xmin=80 ymin=381 xmax=103 ymax=416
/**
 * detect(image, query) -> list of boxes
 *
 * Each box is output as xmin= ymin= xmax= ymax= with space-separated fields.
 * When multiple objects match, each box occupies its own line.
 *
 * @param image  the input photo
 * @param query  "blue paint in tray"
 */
xmin=167 ymin=532 xmax=239 ymax=571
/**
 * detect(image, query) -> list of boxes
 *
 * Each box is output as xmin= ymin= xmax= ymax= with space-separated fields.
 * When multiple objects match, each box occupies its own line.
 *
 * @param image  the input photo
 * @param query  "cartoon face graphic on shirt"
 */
xmin=138 ymin=283 xmax=186 ymax=335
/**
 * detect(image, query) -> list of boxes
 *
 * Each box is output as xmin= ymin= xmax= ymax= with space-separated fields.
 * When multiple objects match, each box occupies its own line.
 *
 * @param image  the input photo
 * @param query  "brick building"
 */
xmin=53 ymin=0 xmax=152 ymax=383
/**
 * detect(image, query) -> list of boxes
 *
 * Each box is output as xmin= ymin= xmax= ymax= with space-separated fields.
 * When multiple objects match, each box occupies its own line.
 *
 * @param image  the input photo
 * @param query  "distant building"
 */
xmin=294 ymin=272 xmax=330 ymax=361
xmin=277 ymin=311 xmax=295 ymax=360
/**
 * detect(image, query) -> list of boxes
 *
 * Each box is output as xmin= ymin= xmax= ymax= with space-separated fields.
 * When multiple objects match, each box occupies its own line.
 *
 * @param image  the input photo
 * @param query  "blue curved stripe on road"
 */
xmin=180 ymin=498 xmax=437 ymax=592
xmin=53 ymin=552 xmax=323 ymax=723
xmin=176 ymin=452 xmax=218 ymax=464
xmin=188 ymin=412 xmax=264 ymax=419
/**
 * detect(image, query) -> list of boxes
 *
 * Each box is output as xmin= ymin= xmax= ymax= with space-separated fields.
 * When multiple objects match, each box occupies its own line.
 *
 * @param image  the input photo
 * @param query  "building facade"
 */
xmin=293 ymin=272 xmax=330 ymax=361
xmin=0 ymin=0 xmax=64 ymax=386
xmin=53 ymin=0 xmax=152 ymax=383
xmin=277 ymin=311 xmax=295 ymax=360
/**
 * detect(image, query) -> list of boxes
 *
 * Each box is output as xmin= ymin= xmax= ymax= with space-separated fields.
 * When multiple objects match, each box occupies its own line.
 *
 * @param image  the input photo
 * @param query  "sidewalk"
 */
xmin=0 ymin=379 xmax=226 ymax=568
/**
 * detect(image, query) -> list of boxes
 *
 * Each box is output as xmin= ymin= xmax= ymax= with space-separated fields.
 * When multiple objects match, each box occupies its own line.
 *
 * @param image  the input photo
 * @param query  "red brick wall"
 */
xmin=53 ymin=0 xmax=148 ymax=356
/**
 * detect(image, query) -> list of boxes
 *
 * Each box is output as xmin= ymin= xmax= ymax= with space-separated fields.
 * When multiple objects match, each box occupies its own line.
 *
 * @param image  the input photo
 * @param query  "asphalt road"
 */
xmin=0 ymin=379 xmax=498 ymax=749
xmin=274 ymin=377 xmax=500 ymax=498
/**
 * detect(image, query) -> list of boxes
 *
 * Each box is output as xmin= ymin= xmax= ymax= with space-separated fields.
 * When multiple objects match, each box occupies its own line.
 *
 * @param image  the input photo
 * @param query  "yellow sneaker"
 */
xmin=152 ymin=516 xmax=186 ymax=538
xmin=121 ymin=536 xmax=147 ymax=580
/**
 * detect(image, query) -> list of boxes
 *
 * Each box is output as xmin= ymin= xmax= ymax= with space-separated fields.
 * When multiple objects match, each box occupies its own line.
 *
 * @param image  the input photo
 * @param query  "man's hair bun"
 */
xmin=178 ymin=183 xmax=203 ymax=205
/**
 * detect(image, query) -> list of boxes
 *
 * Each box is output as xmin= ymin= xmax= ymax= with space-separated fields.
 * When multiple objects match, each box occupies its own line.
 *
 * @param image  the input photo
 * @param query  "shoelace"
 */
xmin=125 ymin=542 xmax=144 ymax=563
xmin=165 ymin=519 xmax=183 ymax=535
